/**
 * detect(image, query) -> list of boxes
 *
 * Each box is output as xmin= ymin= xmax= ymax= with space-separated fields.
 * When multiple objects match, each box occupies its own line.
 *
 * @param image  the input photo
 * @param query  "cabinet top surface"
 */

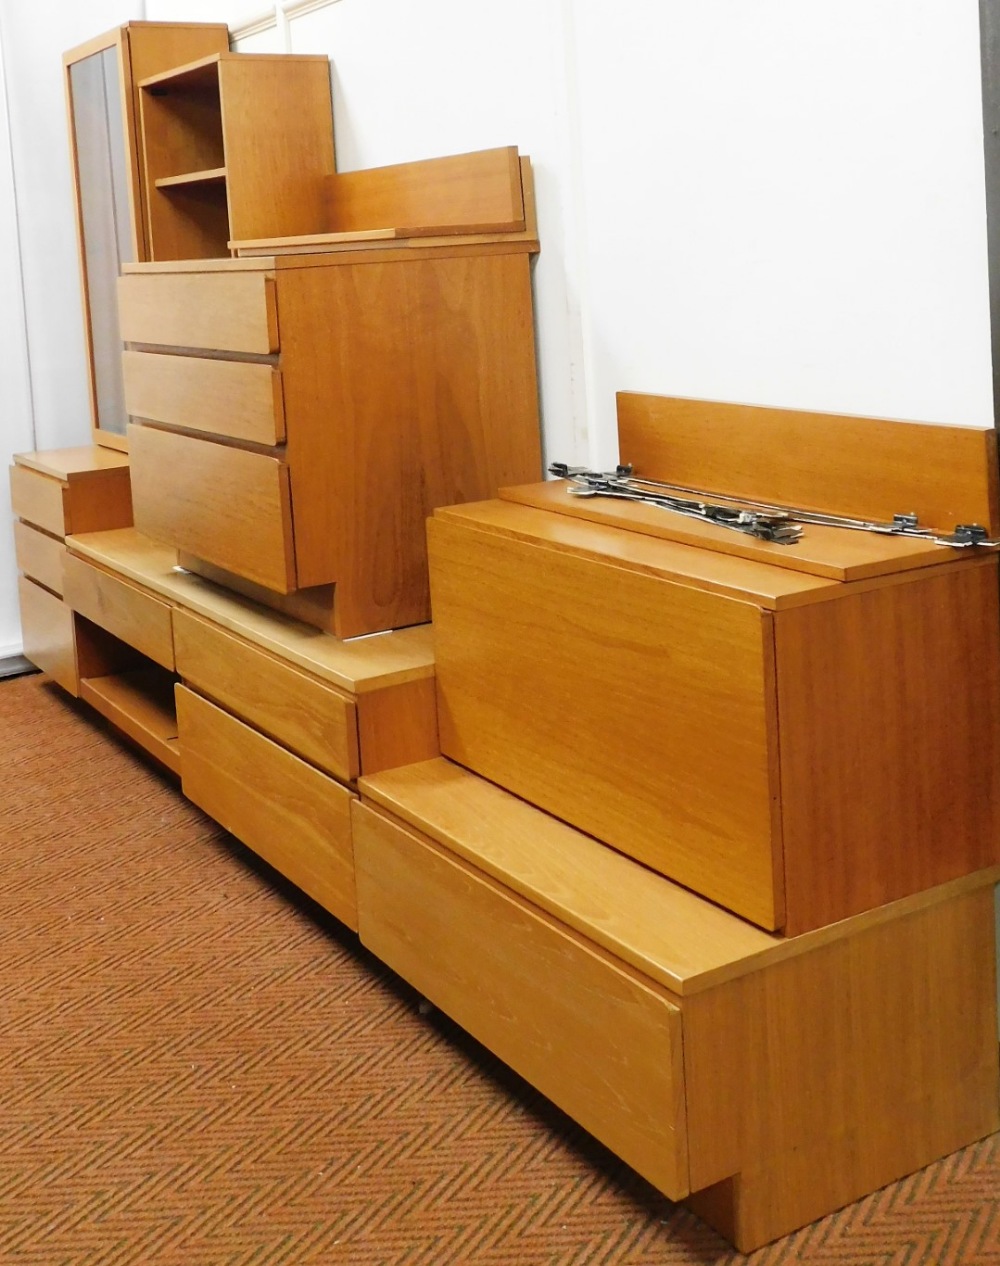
xmin=67 ymin=528 xmax=436 ymax=692
xmin=13 ymin=447 xmax=131 ymax=480
xmin=138 ymin=49 xmax=330 ymax=90
xmin=453 ymin=485 xmax=992 ymax=602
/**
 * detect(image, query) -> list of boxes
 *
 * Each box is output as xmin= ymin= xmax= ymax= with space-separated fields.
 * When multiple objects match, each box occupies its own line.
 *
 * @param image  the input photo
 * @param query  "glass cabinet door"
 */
xmin=68 ymin=43 xmax=134 ymax=441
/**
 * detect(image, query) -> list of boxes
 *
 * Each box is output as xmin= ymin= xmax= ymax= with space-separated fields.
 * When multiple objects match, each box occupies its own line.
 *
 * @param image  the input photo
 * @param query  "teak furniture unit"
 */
xmin=427 ymin=394 xmax=1000 ymax=937
xmin=64 ymin=22 xmax=230 ymax=447
xmin=60 ymin=527 xmax=439 ymax=922
xmin=10 ymin=448 xmax=133 ymax=694
xmin=138 ymin=52 xmax=336 ymax=260
xmin=429 ymin=494 xmax=1000 ymax=934
xmin=354 ymin=758 xmax=1000 ymax=1252
xmin=118 ymin=154 xmax=542 ymax=638
xmin=15 ymin=392 xmax=1000 ymax=1253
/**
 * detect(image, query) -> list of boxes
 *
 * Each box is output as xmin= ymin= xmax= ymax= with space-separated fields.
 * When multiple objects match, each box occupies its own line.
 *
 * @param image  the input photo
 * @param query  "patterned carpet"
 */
xmin=1 ymin=672 xmax=998 ymax=1265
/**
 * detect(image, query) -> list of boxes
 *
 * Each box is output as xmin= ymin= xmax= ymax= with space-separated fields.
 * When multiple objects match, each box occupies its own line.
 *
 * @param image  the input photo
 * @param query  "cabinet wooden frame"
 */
xmin=64 ymin=22 xmax=230 ymax=449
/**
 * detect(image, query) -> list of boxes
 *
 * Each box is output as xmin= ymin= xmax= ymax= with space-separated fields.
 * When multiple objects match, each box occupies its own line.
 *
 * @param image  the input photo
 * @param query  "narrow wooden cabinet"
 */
xmin=10 ymin=447 xmax=133 ymax=695
xmin=64 ymin=23 xmax=229 ymax=446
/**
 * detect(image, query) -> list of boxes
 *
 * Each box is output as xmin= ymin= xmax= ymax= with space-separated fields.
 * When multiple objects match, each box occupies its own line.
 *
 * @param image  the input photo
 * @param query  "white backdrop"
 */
xmin=0 ymin=0 xmax=995 ymax=651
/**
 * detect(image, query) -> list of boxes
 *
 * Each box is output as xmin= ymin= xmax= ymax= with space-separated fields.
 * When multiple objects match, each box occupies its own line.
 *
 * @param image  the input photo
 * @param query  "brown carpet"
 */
xmin=1 ymin=672 xmax=997 ymax=1265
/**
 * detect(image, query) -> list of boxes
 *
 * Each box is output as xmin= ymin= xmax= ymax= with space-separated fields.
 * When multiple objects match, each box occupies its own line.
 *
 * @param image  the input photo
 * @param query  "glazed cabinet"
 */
xmin=64 ymin=22 xmax=229 ymax=447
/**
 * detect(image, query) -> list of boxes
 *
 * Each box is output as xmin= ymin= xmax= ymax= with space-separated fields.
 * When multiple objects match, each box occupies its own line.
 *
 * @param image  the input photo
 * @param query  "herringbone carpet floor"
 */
xmin=2 ymin=673 xmax=998 ymax=1265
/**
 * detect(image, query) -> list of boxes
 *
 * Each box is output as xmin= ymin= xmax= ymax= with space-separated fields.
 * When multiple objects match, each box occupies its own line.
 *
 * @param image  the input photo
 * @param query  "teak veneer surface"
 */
xmin=122 ymin=350 xmax=285 ymax=446
xmin=353 ymin=799 xmax=689 ymax=1198
xmin=65 ymin=529 xmax=435 ymax=694
xmin=617 ymin=392 xmax=1000 ymax=536
xmin=499 ymin=479 xmax=974 ymax=584
xmin=127 ymin=422 xmax=296 ymax=593
xmin=436 ymin=498 xmax=838 ymax=609
xmin=430 ymin=511 xmax=786 ymax=929
xmin=13 ymin=446 xmax=130 ymax=479
xmin=359 ymin=757 xmax=1000 ymax=996
xmin=14 ymin=523 xmax=66 ymax=597
xmin=118 ymin=270 xmax=279 ymax=353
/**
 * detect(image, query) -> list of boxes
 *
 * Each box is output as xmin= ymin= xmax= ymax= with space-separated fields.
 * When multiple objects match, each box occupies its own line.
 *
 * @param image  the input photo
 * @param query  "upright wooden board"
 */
xmin=617 ymin=393 xmax=1000 ymax=535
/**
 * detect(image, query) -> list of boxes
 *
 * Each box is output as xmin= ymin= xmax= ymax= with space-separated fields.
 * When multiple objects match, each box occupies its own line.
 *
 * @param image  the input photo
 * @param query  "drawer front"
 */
xmin=353 ymin=801 xmax=689 ymax=1198
xmin=18 ymin=576 xmax=78 ymax=695
xmin=14 ymin=521 xmax=66 ymax=595
xmin=63 ymin=553 xmax=175 ymax=670
xmin=429 ymin=515 xmax=783 ymax=930
xmin=122 ymin=350 xmax=286 ymax=446
xmin=173 ymin=609 xmax=359 ymax=783
xmin=118 ymin=271 xmax=278 ymax=354
xmin=10 ymin=465 xmax=67 ymax=536
xmin=128 ymin=423 xmax=296 ymax=593
xmin=177 ymin=687 xmax=357 ymax=929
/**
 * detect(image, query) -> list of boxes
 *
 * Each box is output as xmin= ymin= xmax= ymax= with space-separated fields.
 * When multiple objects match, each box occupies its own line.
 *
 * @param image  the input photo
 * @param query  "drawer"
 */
xmin=18 ymin=576 xmax=78 ymax=695
xmin=14 ymin=521 xmax=66 ymax=595
xmin=173 ymin=609 xmax=359 ymax=783
xmin=10 ymin=465 xmax=67 ymax=536
xmin=352 ymin=800 xmax=688 ymax=1198
xmin=122 ymin=350 xmax=286 ymax=446
xmin=177 ymin=687 xmax=357 ymax=929
xmin=118 ymin=271 xmax=278 ymax=354
xmin=128 ymin=424 xmax=296 ymax=593
xmin=62 ymin=553 xmax=175 ymax=670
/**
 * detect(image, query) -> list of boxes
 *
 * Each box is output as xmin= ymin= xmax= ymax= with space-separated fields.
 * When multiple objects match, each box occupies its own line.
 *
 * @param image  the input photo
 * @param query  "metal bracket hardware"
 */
xmin=548 ymin=464 xmax=1000 ymax=550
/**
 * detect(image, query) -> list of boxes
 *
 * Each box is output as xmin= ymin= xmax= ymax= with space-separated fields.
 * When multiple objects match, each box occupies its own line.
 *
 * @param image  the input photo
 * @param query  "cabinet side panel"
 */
xmin=775 ymin=560 xmax=1000 ymax=935
xmin=429 ymin=515 xmax=782 ymax=928
xmin=279 ymin=254 xmax=542 ymax=635
xmin=684 ymin=886 xmax=1000 ymax=1249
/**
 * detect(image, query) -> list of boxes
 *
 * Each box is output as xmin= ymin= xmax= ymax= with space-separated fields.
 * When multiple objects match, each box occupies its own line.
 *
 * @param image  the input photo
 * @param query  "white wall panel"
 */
xmin=571 ymin=0 xmax=993 ymax=462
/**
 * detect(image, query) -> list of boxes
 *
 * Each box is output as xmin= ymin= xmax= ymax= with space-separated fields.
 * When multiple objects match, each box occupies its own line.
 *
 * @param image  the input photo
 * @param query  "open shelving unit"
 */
xmin=139 ymin=52 xmax=336 ymax=260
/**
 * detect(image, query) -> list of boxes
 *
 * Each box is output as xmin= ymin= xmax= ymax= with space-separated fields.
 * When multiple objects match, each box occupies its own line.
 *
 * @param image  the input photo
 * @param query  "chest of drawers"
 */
xmin=119 ymin=243 xmax=542 ymax=639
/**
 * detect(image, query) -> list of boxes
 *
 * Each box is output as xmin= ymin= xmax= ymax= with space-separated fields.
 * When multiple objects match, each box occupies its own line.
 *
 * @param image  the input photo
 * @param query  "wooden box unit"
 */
xmin=10 ymin=447 xmax=133 ymax=694
xmin=138 ymin=52 xmax=336 ymax=260
xmin=64 ymin=22 xmax=230 ymax=447
xmin=119 ymin=236 xmax=542 ymax=638
xmin=61 ymin=527 xmax=439 ymax=919
xmin=355 ymin=757 xmax=1000 ymax=1251
xmin=428 ymin=439 xmax=1000 ymax=935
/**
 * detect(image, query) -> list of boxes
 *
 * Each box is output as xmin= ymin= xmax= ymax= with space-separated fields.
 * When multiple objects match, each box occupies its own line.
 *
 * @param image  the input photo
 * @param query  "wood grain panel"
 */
xmin=500 ymin=478 xmax=970 ymax=585
xmin=324 ymin=147 xmax=524 ymax=235
xmin=428 ymin=513 xmax=784 ymax=930
xmin=359 ymin=757 xmax=780 ymax=995
xmin=14 ymin=522 xmax=65 ymax=596
xmin=173 ymin=608 xmax=359 ymax=783
xmin=355 ymin=677 xmax=439 ymax=776
xmin=17 ymin=577 xmax=78 ymax=695
xmin=122 ymin=349 xmax=285 ymax=444
xmin=62 ymin=552 xmax=175 ymax=670
xmin=118 ymin=270 xmax=278 ymax=353
xmin=683 ymin=886 xmax=1000 ymax=1250
xmin=773 ymin=559 xmax=1000 ymax=935
xmin=10 ymin=465 xmax=68 ymax=536
xmin=177 ymin=687 xmax=357 ymax=928
xmin=128 ymin=423 xmax=296 ymax=592
xmin=618 ymin=393 xmax=1000 ymax=535
xmin=218 ymin=56 xmax=335 ymax=243
xmin=276 ymin=252 xmax=542 ymax=635
xmin=353 ymin=801 xmax=689 ymax=1198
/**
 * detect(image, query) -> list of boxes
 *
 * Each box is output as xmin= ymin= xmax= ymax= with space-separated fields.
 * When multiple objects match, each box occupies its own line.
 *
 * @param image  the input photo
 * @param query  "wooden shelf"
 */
xmin=80 ymin=666 xmax=181 ymax=774
xmin=155 ymin=167 xmax=227 ymax=189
